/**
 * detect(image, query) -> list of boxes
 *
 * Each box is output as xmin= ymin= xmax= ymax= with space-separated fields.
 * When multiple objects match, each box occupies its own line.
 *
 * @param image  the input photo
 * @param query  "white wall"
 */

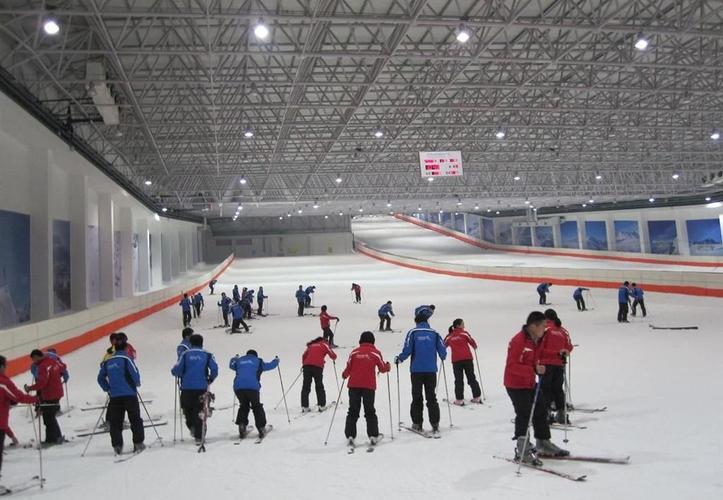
xmin=205 ymin=232 xmax=353 ymax=262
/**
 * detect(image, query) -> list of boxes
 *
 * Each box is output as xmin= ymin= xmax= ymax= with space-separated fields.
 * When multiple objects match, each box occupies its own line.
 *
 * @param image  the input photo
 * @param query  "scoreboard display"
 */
xmin=419 ymin=151 xmax=463 ymax=178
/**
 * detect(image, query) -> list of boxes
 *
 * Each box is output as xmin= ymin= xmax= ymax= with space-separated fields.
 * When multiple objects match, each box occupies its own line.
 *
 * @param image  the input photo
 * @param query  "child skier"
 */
xmin=230 ymin=350 xmax=279 ymax=439
xmin=319 ymin=305 xmax=340 ymax=348
xmin=539 ymin=309 xmax=573 ymax=424
xmin=301 ymin=337 xmax=337 ymax=412
xmin=378 ymin=301 xmax=395 ymax=332
xmin=444 ymin=319 xmax=482 ymax=405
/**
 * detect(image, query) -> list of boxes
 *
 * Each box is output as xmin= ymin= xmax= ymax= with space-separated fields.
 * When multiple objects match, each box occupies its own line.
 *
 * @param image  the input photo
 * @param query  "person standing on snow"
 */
xmin=378 ymin=301 xmax=395 ymax=332
xmin=208 ymin=279 xmax=217 ymax=295
xmin=295 ymin=285 xmax=306 ymax=317
xmin=25 ymin=350 xmax=66 ymax=446
xmin=536 ymin=283 xmax=552 ymax=305
xmin=257 ymin=287 xmax=268 ymax=316
xmin=319 ymin=305 xmax=340 ymax=348
xmin=0 ymin=355 xmax=37 ymax=482
xmin=351 ymin=283 xmax=362 ymax=303
xmin=304 ymin=286 xmax=316 ymax=307
xmin=539 ymin=309 xmax=573 ymax=424
xmin=179 ymin=293 xmax=193 ymax=327
xmin=572 ymin=287 xmax=589 ymax=311
xmin=218 ymin=293 xmax=232 ymax=328
xmin=630 ymin=283 xmax=646 ymax=318
xmin=444 ymin=319 xmax=482 ymax=405
xmin=617 ymin=281 xmax=631 ymax=323
xmin=193 ymin=293 xmax=204 ymax=318
xmin=232 ymin=285 xmax=241 ymax=303
xmin=300 ymin=337 xmax=337 ymax=412
xmin=230 ymin=350 xmax=279 ymax=439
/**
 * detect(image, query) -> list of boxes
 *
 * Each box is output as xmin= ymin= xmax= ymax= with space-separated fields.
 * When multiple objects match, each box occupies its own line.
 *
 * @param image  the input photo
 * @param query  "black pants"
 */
xmin=410 ymin=373 xmax=440 ymax=427
xmin=297 ymin=301 xmax=305 ymax=317
xmin=452 ymin=360 xmax=481 ymax=400
xmin=194 ymin=304 xmax=202 ymax=318
xmin=244 ymin=304 xmax=252 ymax=319
xmin=322 ymin=327 xmax=334 ymax=346
xmin=617 ymin=302 xmax=629 ymax=322
xmin=182 ymin=310 xmax=192 ymax=326
xmin=379 ymin=314 xmax=391 ymax=331
xmin=235 ymin=389 xmax=266 ymax=432
xmin=222 ymin=310 xmax=229 ymax=327
xmin=107 ymin=396 xmax=144 ymax=448
xmin=354 ymin=292 xmax=361 ymax=303
xmin=231 ymin=317 xmax=249 ymax=332
xmin=209 ymin=284 xmax=214 ymax=294
xmin=538 ymin=291 xmax=546 ymax=305
xmin=258 ymin=301 xmax=264 ymax=315
xmin=540 ymin=365 xmax=566 ymax=415
xmin=301 ymin=366 xmax=326 ymax=408
xmin=180 ymin=389 xmax=205 ymax=440
xmin=575 ymin=296 xmax=586 ymax=310
xmin=632 ymin=299 xmax=646 ymax=317
xmin=305 ymin=296 xmax=312 ymax=307
xmin=39 ymin=399 xmax=62 ymax=443
xmin=345 ymin=388 xmax=378 ymax=439
xmin=506 ymin=387 xmax=550 ymax=440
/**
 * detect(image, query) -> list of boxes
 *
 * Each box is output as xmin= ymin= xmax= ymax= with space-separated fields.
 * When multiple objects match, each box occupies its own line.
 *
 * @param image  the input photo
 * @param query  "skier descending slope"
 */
xmin=341 ymin=331 xmax=390 ymax=451
xmin=301 ymin=337 xmax=337 ymax=413
xmin=171 ymin=334 xmax=218 ymax=446
xmin=444 ymin=319 xmax=482 ymax=405
xmin=395 ymin=305 xmax=446 ymax=437
xmin=539 ymin=310 xmax=573 ymax=424
xmin=230 ymin=350 xmax=279 ymax=440
xmin=504 ymin=311 xmax=568 ymax=465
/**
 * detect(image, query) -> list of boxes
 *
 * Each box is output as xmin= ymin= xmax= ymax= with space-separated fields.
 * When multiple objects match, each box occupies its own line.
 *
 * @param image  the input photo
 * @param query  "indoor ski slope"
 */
xmin=6 ymin=254 xmax=723 ymax=499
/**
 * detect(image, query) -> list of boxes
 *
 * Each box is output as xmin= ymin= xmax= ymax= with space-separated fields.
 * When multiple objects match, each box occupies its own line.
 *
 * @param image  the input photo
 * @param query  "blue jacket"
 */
xmin=632 ymin=287 xmax=644 ymax=300
xmin=257 ymin=288 xmax=267 ymax=303
xmin=180 ymin=298 xmax=192 ymax=312
xmin=573 ymin=288 xmax=585 ymax=299
xmin=218 ymin=296 xmax=232 ymax=313
xmin=31 ymin=351 xmax=69 ymax=383
xmin=295 ymin=289 xmax=306 ymax=302
xmin=378 ymin=303 xmax=394 ymax=316
xmin=171 ymin=348 xmax=218 ymax=390
xmin=245 ymin=290 xmax=255 ymax=304
xmin=537 ymin=283 xmax=550 ymax=294
xmin=193 ymin=294 xmax=204 ymax=306
xmin=177 ymin=338 xmax=191 ymax=359
xmin=305 ymin=286 xmax=315 ymax=296
xmin=231 ymin=303 xmax=243 ymax=319
xmin=230 ymin=355 xmax=279 ymax=391
xmin=398 ymin=322 xmax=447 ymax=373
xmin=233 ymin=287 xmax=240 ymax=301
xmin=618 ymin=286 xmax=630 ymax=303
xmin=97 ymin=350 xmax=140 ymax=398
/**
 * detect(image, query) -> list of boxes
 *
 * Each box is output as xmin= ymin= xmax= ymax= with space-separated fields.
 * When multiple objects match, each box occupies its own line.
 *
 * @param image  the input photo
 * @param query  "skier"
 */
xmin=304 ymin=285 xmax=316 ymax=307
xmin=395 ymin=305 xmax=446 ymax=436
xmin=617 ymin=281 xmax=631 ymax=323
xmin=351 ymin=283 xmax=362 ymax=303
xmin=295 ymin=285 xmax=306 ymax=317
xmin=0 ymin=355 xmax=37 ymax=483
xmin=300 ymin=337 xmax=337 ymax=412
xmin=377 ymin=301 xmax=395 ymax=332
xmin=31 ymin=348 xmax=69 ymax=385
xmin=319 ymin=305 xmax=340 ymax=348
xmin=572 ymin=287 xmax=589 ymax=311
xmin=179 ymin=293 xmax=193 ymax=327
xmin=257 ymin=287 xmax=268 ymax=316
xmin=171 ymin=334 xmax=218 ymax=445
xmin=177 ymin=327 xmax=194 ymax=359
xmin=243 ymin=289 xmax=255 ymax=320
xmin=230 ymin=299 xmax=250 ymax=333
xmin=209 ymin=279 xmax=217 ymax=295
xmin=536 ymin=282 xmax=552 ymax=305
xmin=24 ymin=350 xmax=66 ymax=446
xmin=230 ymin=350 xmax=279 ymax=439
xmin=631 ymin=283 xmax=646 ymax=317
xmin=342 ymin=331 xmax=390 ymax=448
xmin=504 ymin=311 xmax=568 ymax=465
xmin=539 ymin=309 xmax=573 ymax=424
xmin=218 ymin=292 xmax=232 ymax=328
xmin=232 ymin=285 xmax=241 ymax=302
xmin=97 ymin=336 xmax=145 ymax=455
xmin=103 ymin=332 xmax=137 ymax=362
xmin=193 ymin=292 xmax=204 ymax=318
xmin=444 ymin=319 xmax=482 ymax=405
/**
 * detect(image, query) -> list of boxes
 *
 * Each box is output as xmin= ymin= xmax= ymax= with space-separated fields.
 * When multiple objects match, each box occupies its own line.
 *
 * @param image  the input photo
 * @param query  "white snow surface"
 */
xmin=6 ymin=252 xmax=723 ymax=499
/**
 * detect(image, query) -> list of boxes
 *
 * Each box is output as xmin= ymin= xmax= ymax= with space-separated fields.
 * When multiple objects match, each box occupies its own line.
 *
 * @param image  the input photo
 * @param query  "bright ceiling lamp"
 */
xmin=705 ymin=196 xmax=712 ymax=201
xmin=161 ymin=207 xmax=168 ymax=212
xmin=386 ymin=201 xmax=392 ymax=208
xmin=474 ymin=204 xmax=480 ymax=210
xmin=495 ymin=129 xmax=506 ymax=139
xmin=254 ymin=22 xmax=269 ymax=40
xmin=595 ymin=173 xmax=602 ymax=180
xmin=672 ymin=173 xmax=680 ymax=180
xmin=144 ymin=180 xmax=152 ymax=186
xmin=648 ymin=197 xmax=655 ymax=203
xmin=456 ymin=28 xmax=470 ymax=43
xmin=335 ymin=175 xmax=342 ymax=184
xmin=427 ymin=177 xmax=434 ymax=182
xmin=374 ymin=129 xmax=384 ymax=138
xmin=358 ymin=207 xmax=364 ymax=212
xmin=417 ymin=206 xmax=422 ymax=211
xmin=239 ymin=176 xmax=247 ymax=184
xmin=634 ymin=33 xmax=649 ymax=50
xmin=243 ymin=129 xmax=254 ymax=138
xmin=313 ymin=201 xmax=319 ymax=209
xmin=513 ymin=173 xmax=521 ymax=181
xmin=588 ymin=198 xmax=595 ymax=204
xmin=297 ymin=208 xmax=303 ymax=214
xmin=711 ymin=130 xmax=721 ymax=140
xmin=43 ymin=19 xmax=60 ymax=35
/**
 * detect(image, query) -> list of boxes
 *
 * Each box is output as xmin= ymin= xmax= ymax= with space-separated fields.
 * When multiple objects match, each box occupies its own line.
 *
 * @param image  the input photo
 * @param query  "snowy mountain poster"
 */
xmin=585 ymin=221 xmax=608 ymax=250
xmin=686 ymin=219 xmax=723 ymax=256
xmin=614 ymin=220 xmax=641 ymax=253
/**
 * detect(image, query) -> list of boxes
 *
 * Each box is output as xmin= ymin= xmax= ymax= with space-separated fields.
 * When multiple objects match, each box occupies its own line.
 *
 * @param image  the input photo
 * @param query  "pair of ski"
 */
xmin=400 ymin=425 xmax=440 ymax=439
xmin=233 ymin=425 xmax=274 ymax=445
xmin=81 ymin=400 xmax=154 ymax=411
xmin=443 ymin=398 xmax=487 ymax=410
xmin=567 ymin=405 xmax=607 ymax=414
xmin=293 ymin=402 xmax=337 ymax=420
xmin=649 ymin=324 xmax=698 ymax=330
xmin=76 ymin=420 xmax=167 ymax=438
xmin=225 ymin=328 xmax=253 ymax=335
xmin=0 ymin=476 xmax=45 ymax=496
xmin=114 ymin=447 xmax=147 ymax=463
xmin=347 ymin=434 xmax=384 ymax=454
xmin=494 ymin=454 xmax=630 ymax=481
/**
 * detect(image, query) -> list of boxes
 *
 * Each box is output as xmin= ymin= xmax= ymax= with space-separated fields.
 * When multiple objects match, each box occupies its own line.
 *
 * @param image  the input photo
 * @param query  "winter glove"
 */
xmin=23 ymin=384 xmax=31 ymax=393
xmin=385 ymin=362 xmax=391 ymax=371
xmin=394 ymin=356 xmax=400 ymax=365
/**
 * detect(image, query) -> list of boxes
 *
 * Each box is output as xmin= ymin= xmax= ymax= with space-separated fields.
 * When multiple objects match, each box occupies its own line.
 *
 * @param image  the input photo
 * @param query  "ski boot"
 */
xmin=318 ymin=405 xmax=327 ymax=412
xmin=239 ymin=426 xmax=248 ymax=439
xmin=370 ymin=433 xmax=384 ymax=445
xmin=133 ymin=442 xmax=146 ymax=453
xmin=535 ymin=439 xmax=570 ymax=457
xmin=515 ymin=437 xmax=543 ymax=466
xmin=258 ymin=427 xmax=266 ymax=439
xmin=471 ymin=397 xmax=482 ymax=404
xmin=556 ymin=411 xmax=570 ymax=425
xmin=431 ymin=425 xmax=440 ymax=438
xmin=411 ymin=423 xmax=424 ymax=432
xmin=301 ymin=407 xmax=312 ymax=413
xmin=113 ymin=445 xmax=123 ymax=456
xmin=453 ymin=399 xmax=465 ymax=406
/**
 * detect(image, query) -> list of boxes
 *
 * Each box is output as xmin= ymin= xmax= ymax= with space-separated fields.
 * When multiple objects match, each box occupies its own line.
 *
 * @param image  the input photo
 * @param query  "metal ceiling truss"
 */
xmin=0 ymin=0 xmax=721 ymax=222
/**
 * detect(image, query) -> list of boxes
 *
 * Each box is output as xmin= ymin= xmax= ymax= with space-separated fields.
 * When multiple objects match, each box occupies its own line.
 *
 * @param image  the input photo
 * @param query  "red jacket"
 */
xmin=503 ymin=328 xmax=540 ymax=389
xmin=302 ymin=339 xmax=337 ymax=368
xmin=539 ymin=319 xmax=574 ymax=367
xmin=342 ymin=343 xmax=390 ymax=390
xmin=444 ymin=328 xmax=477 ymax=362
xmin=27 ymin=356 xmax=66 ymax=401
xmin=319 ymin=310 xmax=338 ymax=330
xmin=0 ymin=374 xmax=37 ymax=432
xmin=351 ymin=284 xmax=361 ymax=293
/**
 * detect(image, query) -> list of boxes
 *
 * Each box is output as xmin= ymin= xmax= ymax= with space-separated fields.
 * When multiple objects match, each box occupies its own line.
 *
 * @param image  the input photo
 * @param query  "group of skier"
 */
xmin=295 ymin=285 xmax=316 ymax=316
xmin=215 ymin=285 xmax=268 ymax=333
xmin=179 ymin=292 xmax=205 ymax=326
xmin=536 ymin=282 xmax=647 ymax=321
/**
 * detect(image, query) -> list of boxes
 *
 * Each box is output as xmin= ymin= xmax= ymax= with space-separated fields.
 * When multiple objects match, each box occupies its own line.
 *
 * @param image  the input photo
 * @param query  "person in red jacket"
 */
xmin=351 ymin=283 xmax=362 ymax=303
xmin=444 ymin=319 xmax=482 ymax=405
xmin=301 ymin=337 xmax=337 ymax=412
xmin=539 ymin=309 xmax=573 ymax=424
xmin=341 ymin=331 xmax=390 ymax=448
xmin=319 ymin=305 xmax=339 ymax=348
xmin=0 ymin=355 xmax=38 ymax=479
xmin=504 ymin=311 xmax=568 ymax=465
xmin=24 ymin=350 xmax=66 ymax=445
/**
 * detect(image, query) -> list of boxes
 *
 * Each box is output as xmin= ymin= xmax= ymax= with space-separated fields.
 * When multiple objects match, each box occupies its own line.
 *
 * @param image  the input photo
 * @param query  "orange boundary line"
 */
xmin=7 ymin=257 xmax=235 ymax=377
xmin=395 ymin=213 xmax=723 ymax=269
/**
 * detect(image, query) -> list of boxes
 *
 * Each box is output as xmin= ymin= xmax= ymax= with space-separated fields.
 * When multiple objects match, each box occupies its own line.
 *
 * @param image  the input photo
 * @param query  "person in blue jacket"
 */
xmin=218 ymin=292 xmax=232 ymax=327
xmin=617 ymin=281 xmax=631 ymax=323
xmin=179 ymin=293 xmax=193 ymax=327
xmin=630 ymin=283 xmax=646 ymax=317
xmin=537 ymin=283 xmax=552 ymax=305
xmin=243 ymin=289 xmax=255 ymax=320
xmin=572 ymin=287 xmax=589 ymax=311
xmin=232 ymin=285 xmax=241 ymax=302
xmin=30 ymin=348 xmax=69 ymax=384
xmin=304 ymin=286 xmax=316 ymax=307
xmin=378 ymin=301 xmax=395 ymax=332
xmin=97 ymin=337 xmax=144 ymax=455
xmin=171 ymin=334 xmax=218 ymax=444
xmin=230 ymin=299 xmax=249 ymax=333
xmin=230 ymin=350 xmax=279 ymax=439
xmin=395 ymin=305 xmax=446 ymax=435
xmin=177 ymin=327 xmax=194 ymax=359
xmin=295 ymin=285 xmax=306 ymax=317
xmin=257 ymin=287 xmax=268 ymax=316
xmin=193 ymin=293 xmax=204 ymax=318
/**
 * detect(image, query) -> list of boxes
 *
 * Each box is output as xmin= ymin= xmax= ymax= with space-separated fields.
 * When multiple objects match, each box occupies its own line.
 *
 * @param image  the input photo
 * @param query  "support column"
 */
xmin=149 ymin=222 xmax=163 ymax=288
xmin=69 ymin=174 xmax=88 ymax=311
xmin=161 ymin=231 xmax=173 ymax=282
xmin=98 ymin=193 xmax=115 ymax=301
xmin=178 ymin=230 xmax=188 ymax=273
xmin=637 ymin=215 xmax=649 ymax=254
xmin=579 ymin=219 xmax=588 ymax=250
xmin=137 ymin=218 xmax=150 ymax=292
xmin=552 ymin=221 xmax=561 ymax=248
xmin=605 ymin=217 xmax=615 ymax=252
xmin=28 ymin=149 xmax=52 ymax=321
xmin=676 ymin=218 xmax=691 ymax=256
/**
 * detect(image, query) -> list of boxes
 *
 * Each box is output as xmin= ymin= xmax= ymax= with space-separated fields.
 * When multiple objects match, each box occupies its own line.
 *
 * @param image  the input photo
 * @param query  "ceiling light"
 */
xmin=533 ymin=208 xmax=537 ymax=212
xmin=495 ymin=129 xmax=506 ymax=139
xmin=672 ymin=173 xmax=680 ymax=180
xmin=279 ymin=216 xmax=283 ymax=220
xmin=335 ymin=176 xmax=342 ymax=184
xmin=417 ymin=206 xmax=422 ymax=211
xmin=43 ymin=19 xmax=60 ymax=35
xmin=457 ymin=201 xmax=462 ymax=206
xmin=588 ymin=198 xmax=595 ymax=204
xmin=240 ymin=177 xmax=247 ymax=184
xmin=456 ymin=29 xmax=470 ymax=44
xmin=474 ymin=205 xmax=479 ymax=210
xmin=243 ymin=129 xmax=254 ymax=138
xmin=254 ymin=22 xmax=269 ymax=40
xmin=324 ymin=215 xmax=329 ymax=219
xmin=313 ymin=203 xmax=319 ymax=209
xmin=153 ymin=213 xmax=161 ymax=221
xmin=286 ymin=213 xmax=291 ymax=218
xmin=582 ymin=203 xmax=587 ymax=207
xmin=358 ymin=207 xmax=364 ymax=212
xmin=144 ymin=180 xmax=152 ymax=186
xmin=374 ymin=129 xmax=384 ymax=138
xmin=297 ymin=209 xmax=303 ymax=214
xmin=427 ymin=177 xmax=434 ymax=182
xmin=386 ymin=201 xmax=392 ymax=207
xmin=486 ymin=209 xmax=491 ymax=213
xmin=595 ymin=174 xmax=602 ymax=180
xmin=238 ymin=206 xmax=243 ymax=211
xmin=161 ymin=207 xmax=168 ymax=212
xmin=705 ymin=196 xmax=712 ymax=201
xmin=513 ymin=174 xmax=521 ymax=181
xmin=634 ymin=34 xmax=649 ymax=50
xmin=711 ymin=130 xmax=720 ymax=140
xmin=524 ymin=200 xmax=530 ymax=205
xmin=648 ymin=197 xmax=655 ymax=203
xmin=495 ymin=210 xmax=500 ymax=215
xmin=338 ymin=211 xmax=343 ymax=216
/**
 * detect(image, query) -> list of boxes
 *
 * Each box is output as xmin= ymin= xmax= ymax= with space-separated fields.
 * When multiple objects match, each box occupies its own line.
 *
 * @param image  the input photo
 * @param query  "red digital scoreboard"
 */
xmin=419 ymin=151 xmax=464 ymax=178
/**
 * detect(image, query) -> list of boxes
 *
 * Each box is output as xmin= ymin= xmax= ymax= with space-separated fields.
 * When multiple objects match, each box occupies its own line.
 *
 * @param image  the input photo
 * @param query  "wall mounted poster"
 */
xmin=0 ymin=209 xmax=30 ymax=328
xmin=535 ymin=226 xmax=554 ymax=247
xmin=560 ymin=221 xmax=579 ymax=249
xmin=87 ymin=225 xmax=100 ymax=304
xmin=482 ymin=218 xmax=495 ymax=242
xmin=440 ymin=212 xmax=453 ymax=228
xmin=686 ymin=219 xmax=723 ymax=256
xmin=454 ymin=213 xmax=465 ymax=232
xmin=585 ymin=221 xmax=608 ymax=250
xmin=516 ymin=226 xmax=532 ymax=246
xmin=132 ymin=233 xmax=140 ymax=292
xmin=52 ymin=219 xmax=71 ymax=313
xmin=614 ymin=220 xmax=641 ymax=253
xmin=114 ymin=231 xmax=122 ymax=297
xmin=497 ymin=221 xmax=512 ymax=245
xmin=465 ymin=214 xmax=481 ymax=239
xmin=648 ymin=220 xmax=678 ymax=255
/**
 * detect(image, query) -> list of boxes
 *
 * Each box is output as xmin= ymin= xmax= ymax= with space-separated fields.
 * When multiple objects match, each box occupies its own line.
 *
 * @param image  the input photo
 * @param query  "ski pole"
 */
xmin=64 ymin=381 xmax=70 ymax=413
xmin=473 ymin=349 xmax=486 ymax=401
xmin=173 ymin=378 xmax=178 ymax=443
xmin=333 ymin=361 xmax=340 ymax=393
xmin=395 ymin=362 xmax=401 ymax=431
xmin=232 ymin=391 xmax=237 ymax=423
xmin=386 ymin=372 xmax=394 ymax=440
xmin=178 ymin=380 xmax=184 ymax=441
xmin=277 ymin=362 xmax=291 ymax=424
xmin=567 ymin=353 xmax=573 ymax=406
xmin=32 ymin=401 xmax=44 ymax=489
xmin=563 ymin=360 xmax=570 ymax=444
xmin=138 ymin=392 xmax=164 ymax=445
xmin=81 ymin=395 xmax=109 ymax=457
xmin=440 ymin=360 xmax=453 ymax=428
xmin=323 ymin=379 xmax=346 ymax=445
xmin=516 ymin=379 xmax=542 ymax=476
xmin=273 ymin=368 xmax=302 ymax=410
